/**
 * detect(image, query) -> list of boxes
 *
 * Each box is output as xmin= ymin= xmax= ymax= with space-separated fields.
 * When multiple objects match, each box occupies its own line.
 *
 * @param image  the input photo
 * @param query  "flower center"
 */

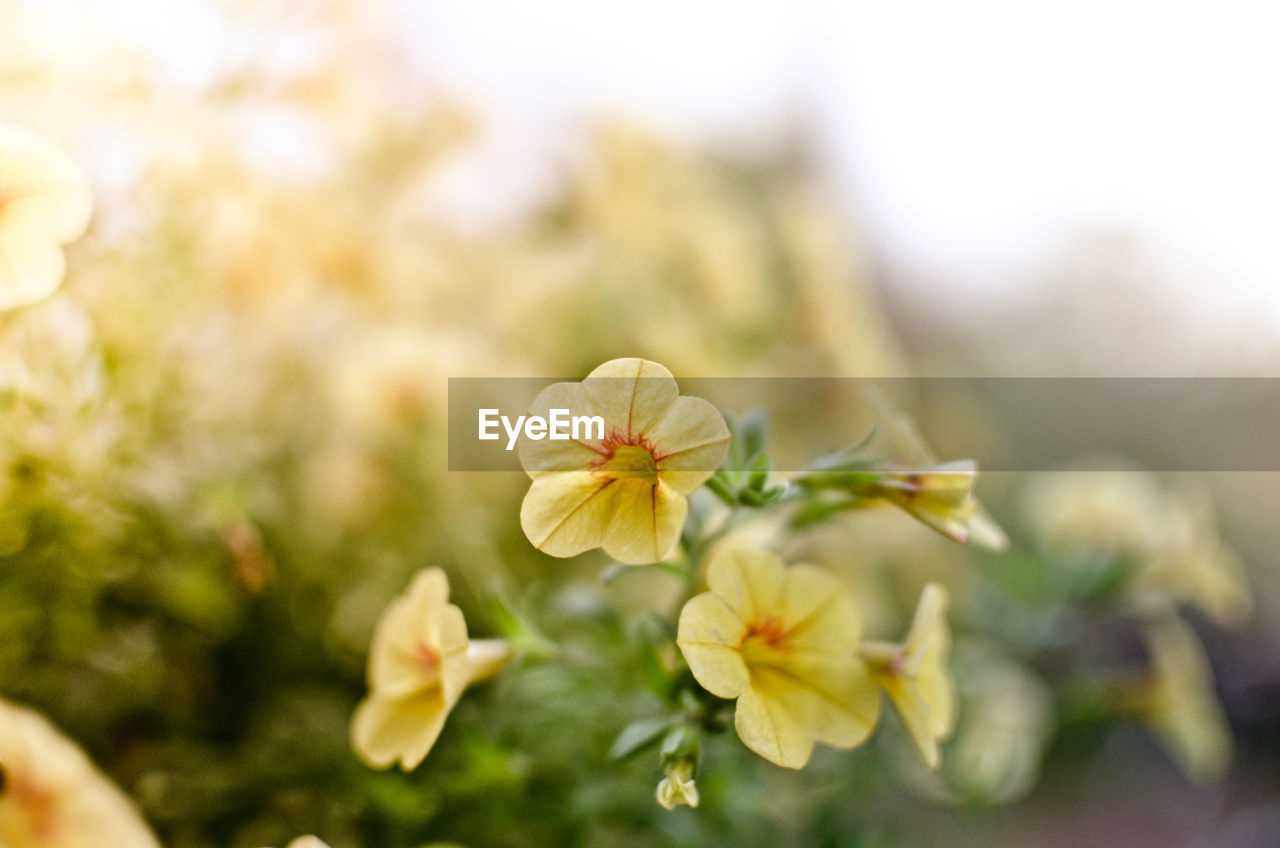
xmin=740 ymin=615 xmax=792 ymax=667
xmin=3 ymin=772 xmax=59 ymax=841
xmin=415 ymin=641 xmax=441 ymax=682
xmin=600 ymin=444 xmax=658 ymax=484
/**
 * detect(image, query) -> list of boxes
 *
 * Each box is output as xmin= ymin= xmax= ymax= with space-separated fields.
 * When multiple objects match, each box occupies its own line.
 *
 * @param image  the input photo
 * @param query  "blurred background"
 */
xmin=2 ymin=1 xmax=1279 ymax=846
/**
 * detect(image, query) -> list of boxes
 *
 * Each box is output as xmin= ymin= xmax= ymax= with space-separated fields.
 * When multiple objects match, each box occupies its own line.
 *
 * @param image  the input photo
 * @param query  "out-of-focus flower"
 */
xmin=0 ymin=698 xmax=160 ymax=848
xmin=655 ymin=760 xmax=700 ymax=810
xmin=0 ymin=122 xmax=92 ymax=310
xmin=1134 ymin=613 xmax=1232 ymax=784
xmin=1141 ymin=484 xmax=1253 ymax=628
xmin=798 ymin=395 xmax=1007 ymax=549
xmin=259 ymin=838 xmax=331 ymax=848
xmin=653 ymin=724 xmax=701 ymax=811
xmin=860 ymin=583 xmax=955 ymax=769
xmin=1025 ymin=471 xmax=1252 ymax=627
xmin=923 ymin=644 xmax=1054 ymax=804
xmin=518 ymin=357 xmax=730 ymax=564
xmin=1024 ymin=469 xmax=1165 ymax=555
xmin=351 ymin=568 xmax=511 ymax=771
xmin=285 ymin=838 xmax=330 ymax=848
xmin=873 ymin=396 xmax=1007 ymax=550
xmin=676 ymin=548 xmax=879 ymax=768
xmin=856 ymin=463 xmax=981 ymax=547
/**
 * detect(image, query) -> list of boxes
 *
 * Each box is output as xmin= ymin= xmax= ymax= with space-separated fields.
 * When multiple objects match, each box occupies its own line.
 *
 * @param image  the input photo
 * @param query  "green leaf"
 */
xmin=659 ymin=723 xmax=701 ymax=765
xmin=746 ymin=451 xmax=771 ymax=493
xmin=758 ymin=484 xmax=787 ymax=505
xmin=790 ymin=496 xmax=859 ymax=527
xmin=704 ymin=474 xmax=736 ymax=507
xmin=737 ymin=409 xmax=768 ymax=460
xmin=610 ymin=716 xmax=675 ymax=760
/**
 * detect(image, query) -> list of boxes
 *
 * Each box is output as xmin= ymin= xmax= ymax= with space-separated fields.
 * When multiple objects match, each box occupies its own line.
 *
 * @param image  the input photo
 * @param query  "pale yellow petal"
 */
xmin=881 ymin=674 xmax=940 ymax=768
xmin=969 ymin=508 xmax=1010 ymax=551
xmin=780 ymin=564 xmax=863 ymax=650
xmin=350 ymin=691 xmax=449 ymax=771
xmin=0 ymin=230 xmax=64 ymax=309
xmin=465 ymin=639 xmax=513 ymax=685
xmin=2 ymin=157 xmax=92 ymax=243
xmin=919 ymin=657 xmax=955 ymax=739
xmin=284 ymin=837 xmax=332 ymax=848
xmin=519 ymin=471 xmax=617 ymax=558
xmin=600 ymin=478 xmax=686 ymax=564
xmin=755 ymin=654 xmax=880 ymax=750
xmin=0 ymin=122 xmax=92 ymax=243
xmin=517 ymin=380 xmax=602 ymax=475
xmin=367 ymin=593 xmax=421 ymax=694
xmin=677 ymin=592 xmax=750 ymax=698
xmin=368 ymin=568 xmax=467 ymax=698
xmin=910 ymin=584 xmax=955 ymax=738
xmin=905 ymin=583 xmax=947 ymax=654
xmin=734 ymin=683 xmax=815 ymax=769
xmin=436 ymin=604 xmax=472 ymax=704
xmin=1190 ymin=544 xmax=1253 ymax=628
xmin=705 ymin=547 xmax=786 ymax=626
xmin=1143 ymin=614 xmax=1233 ymax=783
xmin=650 ymin=396 xmax=731 ymax=494
xmin=580 ymin=357 xmax=678 ymax=441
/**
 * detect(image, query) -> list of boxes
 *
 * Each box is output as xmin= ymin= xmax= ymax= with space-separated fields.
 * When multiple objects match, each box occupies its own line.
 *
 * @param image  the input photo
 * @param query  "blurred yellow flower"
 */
xmin=0 ymin=698 xmax=160 ymax=848
xmin=0 ymin=122 xmax=91 ymax=310
xmin=655 ymin=760 xmax=699 ymax=810
xmin=1136 ymin=614 xmax=1232 ymax=784
xmin=1141 ymin=486 xmax=1253 ymax=629
xmin=676 ymin=548 xmax=879 ymax=769
xmin=261 ymin=839 xmax=331 ymax=848
xmin=518 ymin=357 xmax=730 ymax=564
xmin=842 ymin=394 xmax=1007 ymax=549
xmin=859 ymin=463 xmax=981 ymax=547
xmin=351 ymin=568 xmax=510 ymax=771
xmin=942 ymin=646 xmax=1053 ymax=804
xmin=860 ymin=583 xmax=956 ymax=769
xmin=1025 ymin=471 xmax=1252 ymax=627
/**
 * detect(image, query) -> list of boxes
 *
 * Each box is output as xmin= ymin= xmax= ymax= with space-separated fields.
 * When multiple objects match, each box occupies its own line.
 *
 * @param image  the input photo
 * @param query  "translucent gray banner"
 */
xmin=448 ymin=378 xmax=1280 ymax=472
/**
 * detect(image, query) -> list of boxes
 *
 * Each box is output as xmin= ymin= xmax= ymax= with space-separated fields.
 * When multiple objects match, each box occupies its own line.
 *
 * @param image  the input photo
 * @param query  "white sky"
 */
xmin=64 ymin=0 xmax=1280 ymax=343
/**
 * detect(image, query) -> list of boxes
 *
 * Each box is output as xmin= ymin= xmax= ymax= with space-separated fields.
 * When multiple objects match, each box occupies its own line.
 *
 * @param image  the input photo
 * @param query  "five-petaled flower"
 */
xmin=859 ymin=582 xmax=956 ymax=769
xmin=676 ymin=548 xmax=880 ymax=769
xmin=351 ymin=568 xmax=510 ymax=771
xmin=0 ymin=122 xmax=92 ymax=310
xmin=518 ymin=357 xmax=730 ymax=564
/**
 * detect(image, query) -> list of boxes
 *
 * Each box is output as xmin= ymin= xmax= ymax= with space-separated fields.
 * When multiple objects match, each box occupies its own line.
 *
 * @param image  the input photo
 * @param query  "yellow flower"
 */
xmin=655 ymin=760 xmax=700 ymax=810
xmin=0 ymin=698 xmax=161 ymax=848
xmin=943 ymin=646 xmax=1053 ymax=804
xmin=1141 ymin=486 xmax=1253 ymax=629
xmin=853 ymin=393 xmax=1007 ymax=549
xmin=860 ymin=583 xmax=955 ymax=769
xmin=0 ymin=122 xmax=92 ymax=310
xmin=351 ymin=568 xmax=510 ymax=771
xmin=1025 ymin=471 xmax=1252 ymax=627
xmin=858 ymin=463 xmax=982 ymax=546
xmin=1136 ymin=614 xmax=1232 ymax=784
xmin=519 ymin=357 xmax=730 ymax=565
xmin=676 ymin=548 xmax=879 ymax=769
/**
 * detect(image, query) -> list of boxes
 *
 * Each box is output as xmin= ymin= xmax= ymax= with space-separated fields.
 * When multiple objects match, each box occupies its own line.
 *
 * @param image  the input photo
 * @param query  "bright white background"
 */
xmin=65 ymin=0 xmax=1280 ymax=367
